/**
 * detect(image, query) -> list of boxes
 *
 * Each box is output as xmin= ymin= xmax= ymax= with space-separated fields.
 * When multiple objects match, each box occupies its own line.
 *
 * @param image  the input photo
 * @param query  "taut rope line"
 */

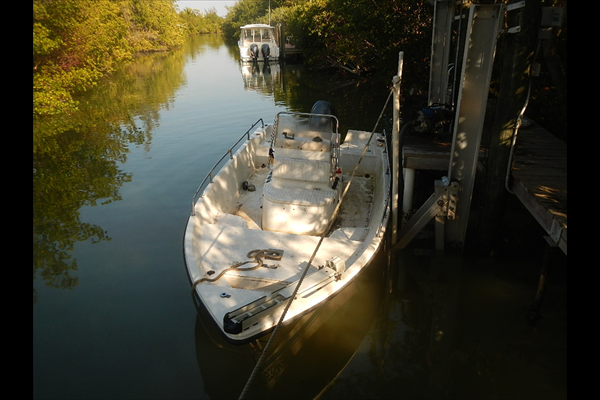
xmin=238 ymin=88 xmax=394 ymax=399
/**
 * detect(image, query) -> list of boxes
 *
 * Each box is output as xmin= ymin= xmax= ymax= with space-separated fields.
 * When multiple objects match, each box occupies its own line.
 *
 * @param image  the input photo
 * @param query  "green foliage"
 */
xmin=178 ymin=7 xmax=224 ymax=34
xmin=127 ymin=0 xmax=185 ymax=51
xmin=223 ymin=0 xmax=433 ymax=77
xmin=222 ymin=0 xmax=289 ymax=40
xmin=33 ymin=0 xmax=185 ymax=117
xmin=294 ymin=0 xmax=433 ymax=76
xmin=33 ymin=0 xmax=435 ymax=118
xmin=222 ymin=0 xmax=265 ymax=39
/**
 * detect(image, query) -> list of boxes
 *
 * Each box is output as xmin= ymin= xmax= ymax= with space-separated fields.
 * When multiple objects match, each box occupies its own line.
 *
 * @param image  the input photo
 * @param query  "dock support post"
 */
xmin=527 ymin=236 xmax=557 ymax=324
xmin=402 ymin=167 xmax=415 ymax=221
xmin=391 ymin=52 xmax=404 ymax=245
xmin=394 ymin=179 xmax=458 ymax=251
xmin=445 ymin=4 xmax=503 ymax=251
xmin=277 ymin=24 xmax=285 ymax=61
xmin=428 ymin=0 xmax=455 ymax=106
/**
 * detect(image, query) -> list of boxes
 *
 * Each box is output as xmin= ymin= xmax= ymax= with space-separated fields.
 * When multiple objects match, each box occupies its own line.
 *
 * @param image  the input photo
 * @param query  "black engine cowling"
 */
xmin=261 ymin=43 xmax=270 ymax=60
xmin=249 ymin=44 xmax=259 ymax=61
xmin=309 ymin=100 xmax=337 ymax=132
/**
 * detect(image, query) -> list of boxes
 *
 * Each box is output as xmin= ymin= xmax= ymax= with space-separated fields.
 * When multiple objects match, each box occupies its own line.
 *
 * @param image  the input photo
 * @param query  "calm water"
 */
xmin=33 ymin=35 xmax=567 ymax=400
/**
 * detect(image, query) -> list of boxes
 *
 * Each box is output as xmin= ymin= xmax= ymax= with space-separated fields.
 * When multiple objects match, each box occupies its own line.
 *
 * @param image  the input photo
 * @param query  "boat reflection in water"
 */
xmin=240 ymin=61 xmax=281 ymax=93
xmin=194 ymin=250 xmax=389 ymax=400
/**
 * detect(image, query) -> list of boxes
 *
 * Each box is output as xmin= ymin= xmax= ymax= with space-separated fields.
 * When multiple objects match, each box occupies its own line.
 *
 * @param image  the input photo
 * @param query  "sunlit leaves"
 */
xmin=127 ymin=0 xmax=185 ymax=51
xmin=33 ymin=21 xmax=62 ymax=59
xmin=33 ymin=0 xmax=185 ymax=118
xmin=178 ymin=7 xmax=224 ymax=35
xmin=296 ymin=0 xmax=433 ymax=75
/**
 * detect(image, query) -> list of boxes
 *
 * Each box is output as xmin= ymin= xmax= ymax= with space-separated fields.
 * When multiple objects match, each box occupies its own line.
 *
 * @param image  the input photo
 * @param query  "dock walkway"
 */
xmin=509 ymin=123 xmax=567 ymax=255
xmin=401 ymin=124 xmax=567 ymax=255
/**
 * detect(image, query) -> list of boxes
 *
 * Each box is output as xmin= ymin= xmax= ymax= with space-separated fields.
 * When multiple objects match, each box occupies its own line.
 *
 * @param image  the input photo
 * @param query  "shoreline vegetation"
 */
xmin=33 ymin=0 xmax=566 ymax=139
xmin=33 ymin=0 xmax=435 ymax=119
xmin=34 ymin=0 xmax=221 ymax=117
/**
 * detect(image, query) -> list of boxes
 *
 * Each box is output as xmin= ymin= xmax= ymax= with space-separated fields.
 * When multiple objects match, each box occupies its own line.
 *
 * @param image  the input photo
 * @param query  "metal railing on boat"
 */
xmin=190 ymin=118 xmax=264 ymax=215
xmin=271 ymin=111 xmax=341 ymax=172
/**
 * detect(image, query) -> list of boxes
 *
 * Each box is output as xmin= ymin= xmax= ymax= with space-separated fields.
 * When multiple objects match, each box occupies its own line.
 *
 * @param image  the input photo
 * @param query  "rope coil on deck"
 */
xmin=191 ymin=249 xmax=283 ymax=292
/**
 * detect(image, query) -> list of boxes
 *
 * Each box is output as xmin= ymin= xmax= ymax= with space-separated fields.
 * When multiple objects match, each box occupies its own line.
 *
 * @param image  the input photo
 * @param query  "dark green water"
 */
xmin=33 ymin=34 xmax=566 ymax=400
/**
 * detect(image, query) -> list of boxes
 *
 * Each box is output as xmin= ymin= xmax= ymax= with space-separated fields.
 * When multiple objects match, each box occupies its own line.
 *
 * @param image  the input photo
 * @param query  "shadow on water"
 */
xmin=323 ymin=199 xmax=566 ymax=400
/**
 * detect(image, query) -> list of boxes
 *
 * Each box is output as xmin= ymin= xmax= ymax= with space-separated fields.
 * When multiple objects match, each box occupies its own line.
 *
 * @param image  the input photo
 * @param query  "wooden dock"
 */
xmin=281 ymin=43 xmax=303 ymax=60
xmin=276 ymin=24 xmax=303 ymax=60
xmin=509 ymin=123 xmax=567 ymax=255
xmin=401 ymin=124 xmax=567 ymax=255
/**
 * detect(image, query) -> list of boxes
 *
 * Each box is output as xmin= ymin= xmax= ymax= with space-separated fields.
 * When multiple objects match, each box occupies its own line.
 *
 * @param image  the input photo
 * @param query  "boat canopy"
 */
xmin=240 ymin=24 xmax=276 ymax=42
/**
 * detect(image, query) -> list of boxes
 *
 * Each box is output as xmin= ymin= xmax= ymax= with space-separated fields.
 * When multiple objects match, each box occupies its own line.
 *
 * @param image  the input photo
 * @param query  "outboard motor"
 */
xmin=261 ymin=43 xmax=271 ymax=61
xmin=310 ymin=100 xmax=337 ymax=132
xmin=249 ymin=44 xmax=259 ymax=61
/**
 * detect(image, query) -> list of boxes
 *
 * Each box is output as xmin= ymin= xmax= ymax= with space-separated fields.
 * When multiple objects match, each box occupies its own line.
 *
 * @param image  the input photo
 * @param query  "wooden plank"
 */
xmin=510 ymin=123 xmax=567 ymax=254
xmin=400 ymin=123 xmax=567 ymax=255
xmin=402 ymin=141 xmax=485 ymax=171
xmin=403 ymin=136 xmax=465 ymax=171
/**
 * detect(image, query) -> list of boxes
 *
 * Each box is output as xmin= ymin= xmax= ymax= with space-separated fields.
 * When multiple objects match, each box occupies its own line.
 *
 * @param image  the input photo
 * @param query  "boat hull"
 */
xmin=184 ymin=120 xmax=390 ymax=344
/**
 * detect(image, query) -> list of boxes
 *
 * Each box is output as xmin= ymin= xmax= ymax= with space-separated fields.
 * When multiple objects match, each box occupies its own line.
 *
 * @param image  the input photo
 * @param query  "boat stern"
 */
xmin=239 ymin=24 xmax=280 ymax=62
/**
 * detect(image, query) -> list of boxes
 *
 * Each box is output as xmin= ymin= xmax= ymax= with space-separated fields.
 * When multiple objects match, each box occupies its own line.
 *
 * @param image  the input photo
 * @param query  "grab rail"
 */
xmin=190 ymin=118 xmax=264 ymax=215
xmin=271 ymin=111 xmax=341 ymax=170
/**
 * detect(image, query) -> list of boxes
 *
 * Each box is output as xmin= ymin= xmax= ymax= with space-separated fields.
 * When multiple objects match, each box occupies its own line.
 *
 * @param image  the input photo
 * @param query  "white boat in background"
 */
xmin=238 ymin=24 xmax=280 ymax=62
xmin=184 ymin=101 xmax=390 ymax=344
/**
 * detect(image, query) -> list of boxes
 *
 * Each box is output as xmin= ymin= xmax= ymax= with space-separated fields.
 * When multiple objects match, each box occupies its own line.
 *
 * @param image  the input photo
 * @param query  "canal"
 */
xmin=33 ymin=34 xmax=567 ymax=400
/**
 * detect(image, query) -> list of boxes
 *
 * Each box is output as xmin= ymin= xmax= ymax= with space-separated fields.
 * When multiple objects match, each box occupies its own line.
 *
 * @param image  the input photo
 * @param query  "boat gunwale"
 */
xmin=184 ymin=113 xmax=391 ymax=344
xmin=190 ymin=118 xmax=265 ymax=216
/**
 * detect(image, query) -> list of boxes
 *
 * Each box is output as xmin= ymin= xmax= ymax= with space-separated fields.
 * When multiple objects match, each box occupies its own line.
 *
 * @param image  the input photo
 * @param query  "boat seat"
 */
xmin=274 ymin=126 xmax=332 ymax=152
xmin=263 ymin=181 xmax=337 ymax=207
xmin=262 ymin=180 xmax=338 ymax=235
xmin=263 ymin=135 xmax=339 ymax=235
xmin=272 ymin=157 xmax=332 ymax=183
xmin=275 ymin=135 xmax=330 ymax=152
xmin=272 ymin=147 xmax=331 ymax=161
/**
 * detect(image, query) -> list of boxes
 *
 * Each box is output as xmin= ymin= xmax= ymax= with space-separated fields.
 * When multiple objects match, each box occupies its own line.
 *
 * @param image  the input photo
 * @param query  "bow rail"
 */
xmin=190 ymin=118 xmax=264 ymax=215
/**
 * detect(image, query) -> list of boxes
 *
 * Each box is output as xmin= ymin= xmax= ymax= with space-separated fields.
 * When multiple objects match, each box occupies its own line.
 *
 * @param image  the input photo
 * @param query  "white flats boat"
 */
xmin=184 ymin=101 xmax=390 ymax=344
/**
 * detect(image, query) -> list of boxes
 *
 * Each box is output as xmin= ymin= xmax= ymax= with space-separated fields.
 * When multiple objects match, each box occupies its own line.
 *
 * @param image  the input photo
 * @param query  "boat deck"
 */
xmin=186 ymin=127 xmax=390 ymax=342
xmin=234 ymin=167 xmax=375 ymax=234
xmin=234 ymin=166 xmax=269 ymax=230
